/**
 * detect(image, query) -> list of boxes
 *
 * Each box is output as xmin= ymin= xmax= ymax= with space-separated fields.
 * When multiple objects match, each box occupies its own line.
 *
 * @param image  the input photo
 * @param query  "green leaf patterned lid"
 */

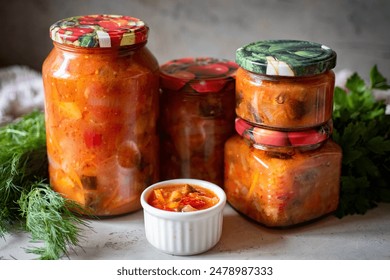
xmin=49 ymin=15 xmax=149 ymax=48
xmin=236 ymin=40 xmax=337 ymax=76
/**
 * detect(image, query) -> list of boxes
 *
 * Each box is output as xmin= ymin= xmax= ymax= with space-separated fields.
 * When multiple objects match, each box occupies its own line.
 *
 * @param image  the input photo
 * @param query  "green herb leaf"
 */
xmin=366 ymin=136 xmax=390 ymax=155
xmin=370 ymin=65 xmax=390 ymax=90
xmin=0 ymin=111 xmax=47 ymax=235
xmin=18 ymin=182 xmax=90 ymax=260
xmin=333 ymin=87 xmax=348 ymax=116
xmin=346 ymin=73 xmax=366 ymax=93
xmin=333 ymin=66 xmax=390 ymax=217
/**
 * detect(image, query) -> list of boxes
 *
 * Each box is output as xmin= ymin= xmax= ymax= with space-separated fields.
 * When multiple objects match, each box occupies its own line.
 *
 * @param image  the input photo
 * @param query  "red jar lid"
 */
xmin=49 ymin=15 xmax=148 ymax=48
xmin=235 ymin=118 xmax=332 ymax=147
xmin=160 ymin=57 xmax=238 ymax=93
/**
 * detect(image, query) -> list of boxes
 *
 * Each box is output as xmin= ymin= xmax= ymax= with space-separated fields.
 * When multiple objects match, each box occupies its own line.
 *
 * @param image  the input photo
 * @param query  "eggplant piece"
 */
xmin=286 ymin=99 xmax=306 ymax=120
xmin=181 ymin=184 xmax=198 ymax=195
xmin=81 ymin=175 xmax=98 ymax=190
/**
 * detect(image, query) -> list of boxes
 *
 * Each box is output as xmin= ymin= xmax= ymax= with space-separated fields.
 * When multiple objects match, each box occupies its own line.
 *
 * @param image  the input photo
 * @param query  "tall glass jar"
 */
xmin=42 ymin=15 xmax=160 ymax=216
xmin=159 ymin=57 xmax=237 ymax=186
xmin=224 ymin=118 xmax=342 ymax=227
xmin=235 ymin=40 xmax=337 ymax=130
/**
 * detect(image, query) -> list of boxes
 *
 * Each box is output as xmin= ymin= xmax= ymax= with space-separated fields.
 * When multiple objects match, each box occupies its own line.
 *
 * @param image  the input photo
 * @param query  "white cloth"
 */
xmin=0 ymin=65 xmax=44 ymax=125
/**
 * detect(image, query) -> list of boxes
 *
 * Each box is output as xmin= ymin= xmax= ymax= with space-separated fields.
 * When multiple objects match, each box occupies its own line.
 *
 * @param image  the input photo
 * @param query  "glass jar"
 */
xmin=159 ymin=57 xmax=237 ymax=186
xmin=224 ymin=118 xmax=342 ymax=227
xmin=235 ymin=40 xmax=337 ymax=130
xmin=42 ymin=15 xmax=160 ymax=216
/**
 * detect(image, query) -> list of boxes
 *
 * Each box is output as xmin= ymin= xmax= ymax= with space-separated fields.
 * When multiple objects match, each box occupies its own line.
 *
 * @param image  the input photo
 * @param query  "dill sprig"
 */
xmin=0 ymin=111 xmax=90 ymax=259
xmin=0 ymin=111 xmax=48 ymax=234
xmin=18 ymin=182 xmax=90 ymax=260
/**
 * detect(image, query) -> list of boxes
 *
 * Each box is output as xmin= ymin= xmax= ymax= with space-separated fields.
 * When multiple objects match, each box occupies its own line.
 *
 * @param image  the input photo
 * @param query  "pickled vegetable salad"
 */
xmin=148 ymin=184 xmax=219 ymax=212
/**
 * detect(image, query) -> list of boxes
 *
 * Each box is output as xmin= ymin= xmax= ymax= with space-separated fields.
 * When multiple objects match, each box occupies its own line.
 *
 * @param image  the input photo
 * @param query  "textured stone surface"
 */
xmin=1 ymin=203 xmax=390 ymax=260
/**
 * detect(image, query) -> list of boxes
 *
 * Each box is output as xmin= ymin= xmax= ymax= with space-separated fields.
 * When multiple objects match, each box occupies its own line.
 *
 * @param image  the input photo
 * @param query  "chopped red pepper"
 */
xmin=180 ymin=196 xmax=207 ymax=210
xmin=84 ymin=130 xmax=103 ymax=148
xmin=147 ymin=184 xmax=219 ymax=212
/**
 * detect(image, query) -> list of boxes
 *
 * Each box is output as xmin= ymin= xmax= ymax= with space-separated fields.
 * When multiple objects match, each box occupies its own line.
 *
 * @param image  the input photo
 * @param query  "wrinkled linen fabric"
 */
xmin=0 ymin=65 xmax=44 ymax=125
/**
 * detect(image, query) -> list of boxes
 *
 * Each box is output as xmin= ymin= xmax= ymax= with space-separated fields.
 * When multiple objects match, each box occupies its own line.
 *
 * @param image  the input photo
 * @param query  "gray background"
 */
xmin=1 ymin=0 xmax=389 ymax=80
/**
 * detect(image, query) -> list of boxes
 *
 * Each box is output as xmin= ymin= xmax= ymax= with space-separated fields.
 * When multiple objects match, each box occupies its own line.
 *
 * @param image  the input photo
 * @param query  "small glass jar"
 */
xmin=224 ymin=118 xmax=342 ymax=227
xmin=235 ymin=40 xmax=337 ymax=130
xmin=42 ymin=15 xmax=160 ymax=216
xmin=159 ymin=57 xmax=237 ymax=186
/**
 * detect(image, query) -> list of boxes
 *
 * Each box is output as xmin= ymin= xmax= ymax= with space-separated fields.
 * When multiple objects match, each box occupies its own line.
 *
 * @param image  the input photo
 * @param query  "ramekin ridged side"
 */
xmin=140 ymin=179 xmax=226 ymax=255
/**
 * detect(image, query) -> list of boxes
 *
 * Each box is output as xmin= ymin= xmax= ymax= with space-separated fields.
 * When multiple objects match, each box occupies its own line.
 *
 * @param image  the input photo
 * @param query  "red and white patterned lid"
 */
xmin=49 ymin=15 xmax=148 ymax=48
xmin=160 ymin=57 xmax=238 ymax=93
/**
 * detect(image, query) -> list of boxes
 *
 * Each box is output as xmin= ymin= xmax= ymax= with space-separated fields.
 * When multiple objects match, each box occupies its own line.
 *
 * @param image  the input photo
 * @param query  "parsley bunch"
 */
xmin=333 ymin=66 xmax=390 ymax=217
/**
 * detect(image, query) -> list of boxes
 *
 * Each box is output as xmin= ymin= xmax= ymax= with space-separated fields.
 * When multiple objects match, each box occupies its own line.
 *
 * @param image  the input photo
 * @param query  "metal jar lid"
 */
xmin=49 ymin=14 xmax=149 ymax=48
xmin=236 ymin=40 xmax=337 ymax=76
xmin=160 ymin=57 xmax=238 ymax=93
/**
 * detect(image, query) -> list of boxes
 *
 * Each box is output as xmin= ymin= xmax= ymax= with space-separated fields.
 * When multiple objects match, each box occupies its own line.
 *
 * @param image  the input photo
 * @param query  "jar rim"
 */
xmin=235 ymin=118 xmax=332 ymax=148
xmin=236 ymin=40 xmax=337 ymax=77
xmin=49 ymin=14 xmax=149 ymax=48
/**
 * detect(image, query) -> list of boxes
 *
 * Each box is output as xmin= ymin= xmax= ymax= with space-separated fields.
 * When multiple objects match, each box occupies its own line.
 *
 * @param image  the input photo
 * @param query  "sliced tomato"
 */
xmin=60 ymin=27 xmax=94 ymax=42
xmin=180 ymin=196 xmax=206 ymax=210
xmin=98 ymin=20 xmax=120 ymax=30
xmin=78 ymin=15 xmax=105 ymax=25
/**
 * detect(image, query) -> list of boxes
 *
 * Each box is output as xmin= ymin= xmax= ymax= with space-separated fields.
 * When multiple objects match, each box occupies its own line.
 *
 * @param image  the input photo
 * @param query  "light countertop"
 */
xmin=1 ymin=203 xmax=389 ymax=260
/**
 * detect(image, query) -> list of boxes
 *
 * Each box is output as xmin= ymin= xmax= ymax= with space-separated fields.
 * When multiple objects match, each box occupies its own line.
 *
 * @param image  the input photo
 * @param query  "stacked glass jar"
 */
xmin=224 ymin=40 xmax=342 ymax=227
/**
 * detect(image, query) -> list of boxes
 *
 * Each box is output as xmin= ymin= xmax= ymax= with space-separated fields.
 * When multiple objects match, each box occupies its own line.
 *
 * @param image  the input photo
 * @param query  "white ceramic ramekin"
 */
xmin=140 ymin=179 xmax=226 ymax=255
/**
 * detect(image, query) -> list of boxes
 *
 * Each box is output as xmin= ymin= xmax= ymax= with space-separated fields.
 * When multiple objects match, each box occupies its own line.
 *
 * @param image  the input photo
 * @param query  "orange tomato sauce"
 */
xmin=147 ymin=184 xmax=219 ymax=212
xmin=159 ymin=91 xmax=235 ymax=186
xmin=224 ymin=135 xmax=341 ymax=227
xmin=42 ymin=43 xmax=159 ymax=216
xmin=159 ymin=58 xmax=237 ymax=187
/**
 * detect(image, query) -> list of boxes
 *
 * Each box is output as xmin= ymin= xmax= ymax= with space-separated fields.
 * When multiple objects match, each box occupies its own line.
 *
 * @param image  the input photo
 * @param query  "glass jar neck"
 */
xmin=252 ymin=141 xmax=324 ymax=153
